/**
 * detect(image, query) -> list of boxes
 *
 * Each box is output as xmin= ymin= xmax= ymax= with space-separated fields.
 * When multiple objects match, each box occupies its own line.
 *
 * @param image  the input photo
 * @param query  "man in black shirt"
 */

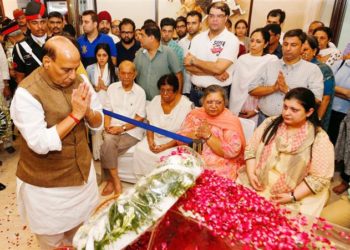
xmin=116 ymin=18 xmax=140 ymax=67
xmin=265 ymin=23 xmax=282 ymax=59
xmin=13 ymin=1 xmax=48 ymax=83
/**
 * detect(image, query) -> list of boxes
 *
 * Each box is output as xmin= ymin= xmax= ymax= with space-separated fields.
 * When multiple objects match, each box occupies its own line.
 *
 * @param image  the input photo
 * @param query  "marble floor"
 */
xmin=0 ymin=138 xmax=345 ymax=250
xmin=0 ymin=138 xmax=133 ymax=250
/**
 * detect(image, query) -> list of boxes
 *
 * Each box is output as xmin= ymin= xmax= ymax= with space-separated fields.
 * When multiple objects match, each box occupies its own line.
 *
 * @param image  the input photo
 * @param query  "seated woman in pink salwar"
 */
xmin=238 ymin=87 xmax=334 ymax=217
xmin=178 ymin=85 xmax=245 ymax=180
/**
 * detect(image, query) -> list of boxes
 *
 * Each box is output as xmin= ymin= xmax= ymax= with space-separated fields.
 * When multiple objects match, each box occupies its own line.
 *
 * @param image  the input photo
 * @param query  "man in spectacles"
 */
xmin=175 ymin=16 xmax=187 ymax=41
xmin=184 ymin=1 xmax=239 ymax=107
xmin=116 ymin=18 xmax=140 ymax=67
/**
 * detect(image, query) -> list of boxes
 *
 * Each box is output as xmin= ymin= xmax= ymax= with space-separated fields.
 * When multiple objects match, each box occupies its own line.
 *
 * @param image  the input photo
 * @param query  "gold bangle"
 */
xmin=204 ymin=133 xmax=212 ymax=141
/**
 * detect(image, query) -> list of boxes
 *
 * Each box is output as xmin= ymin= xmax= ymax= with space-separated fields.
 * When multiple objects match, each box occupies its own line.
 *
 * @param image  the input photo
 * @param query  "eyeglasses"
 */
xmin=208 ymin=14 xmax=226 ymax=19
xmin=176 ymin=25 xmax=186 ymax=29
xmin=205 ymin=100 xmax=223 ymax=105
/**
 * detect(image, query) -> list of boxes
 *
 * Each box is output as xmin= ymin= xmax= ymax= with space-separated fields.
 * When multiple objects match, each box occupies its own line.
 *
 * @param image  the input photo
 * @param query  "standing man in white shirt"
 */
xmin=100 ymin=60 xmax=146 ymax=196
xmin=248 ymin=29 xmax=324 ymax=125
xmin=184 ymin=1 xmax=239 ymax=106
xmin=10 ymin=36 xmax=103 ymax=250
xmin=178 ymin=10 xmax=202 ymax=97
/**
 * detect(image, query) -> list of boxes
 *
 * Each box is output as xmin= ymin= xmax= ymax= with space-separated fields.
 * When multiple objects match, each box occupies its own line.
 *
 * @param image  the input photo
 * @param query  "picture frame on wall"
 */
xmin=46 ymin=1 xmax=68 ymax=15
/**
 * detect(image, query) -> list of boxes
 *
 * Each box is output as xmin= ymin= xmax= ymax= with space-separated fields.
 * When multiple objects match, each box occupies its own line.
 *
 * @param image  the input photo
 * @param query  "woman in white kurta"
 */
xmin=313 ymin=27 xmax=342 ymax=73
xmin=229 ymin=28 xmax=278 ymax=124
xmin=86 ymin=43 xmax=117 ymax=160
xmin=132 ymin=74 xmax=193 ymax=179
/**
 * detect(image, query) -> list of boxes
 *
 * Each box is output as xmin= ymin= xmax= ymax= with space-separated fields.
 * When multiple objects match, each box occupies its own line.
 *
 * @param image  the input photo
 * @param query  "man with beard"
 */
xmin=116 ymin=18 xmax=140 ymax=67
xmin=13 ymin=9 xmax=27 ymax=35
xmin=175 ymin=16 xmax=187 ymax=41
xmin=13 ymin=0 xmax=48 ymax=83
xmin=178 ymin=10 xmax=202 ymax=96
xmin=97 ymin=10 xmax=119 ymax=44
xmin=77 ymin=10 xmax=117 ymax=67
xmin=47 ymin=11 xmax=64 ymax=37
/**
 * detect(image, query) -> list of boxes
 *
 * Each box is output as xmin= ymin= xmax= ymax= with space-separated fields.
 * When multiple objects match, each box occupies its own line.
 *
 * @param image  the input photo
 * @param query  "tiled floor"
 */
xmin=0 ymin=138 xmax=345 ymax=249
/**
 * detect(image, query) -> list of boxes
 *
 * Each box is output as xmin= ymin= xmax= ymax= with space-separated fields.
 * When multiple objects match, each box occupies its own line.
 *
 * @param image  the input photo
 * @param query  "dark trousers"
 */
xmin=328 ymin=110 xmax=349 ymax=182
xmin=328 ymin=110 xmax=346 ymax=145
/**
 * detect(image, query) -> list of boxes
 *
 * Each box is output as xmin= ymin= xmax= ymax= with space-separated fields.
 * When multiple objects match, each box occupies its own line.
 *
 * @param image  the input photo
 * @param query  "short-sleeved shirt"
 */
xmin=77 ymin=33 xmax=117 ymax=68
xmin=332 ymin=60 xmax=350 ymax=114
xmin=134 ymin=44 xmax=181 ymax=100
xmin=104 ymin=81 xmax=146 ymax=140
xmin=189 ymin=29 xmax=239 ymax=88
xmin=116 ymin=41 xmax=141 ymax=67
xmin=311 ymin=58 xmax=335 ymax=130
xmin=13 ymin=34 xmax=45 ymax=76
xmin=249 ymin=59 xmax=324 ymax=117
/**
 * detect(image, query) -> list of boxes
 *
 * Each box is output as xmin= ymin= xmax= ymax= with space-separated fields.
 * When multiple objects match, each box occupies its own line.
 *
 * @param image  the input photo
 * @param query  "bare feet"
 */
xmin=101 ymin=181 xmax=114 ymax=196
xmin=332 ymin=181 xmax=349 ymax=195
xmin=113 ymin=181 xmax=122 ymax=196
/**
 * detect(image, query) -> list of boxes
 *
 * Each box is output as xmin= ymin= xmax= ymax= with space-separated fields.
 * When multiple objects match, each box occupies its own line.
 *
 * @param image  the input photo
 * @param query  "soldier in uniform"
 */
xmin=13 ymin=0 xmax=48 ymax=83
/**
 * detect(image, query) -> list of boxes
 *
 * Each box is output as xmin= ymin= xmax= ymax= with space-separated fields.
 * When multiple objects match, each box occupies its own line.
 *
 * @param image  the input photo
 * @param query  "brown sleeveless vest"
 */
xmin=16 ymin=67 xmax=92 ymax=187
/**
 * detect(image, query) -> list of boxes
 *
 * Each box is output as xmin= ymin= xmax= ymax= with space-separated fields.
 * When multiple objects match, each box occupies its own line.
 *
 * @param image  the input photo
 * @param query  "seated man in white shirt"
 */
xmin=100 ymin=60 xmax=146 ymax=196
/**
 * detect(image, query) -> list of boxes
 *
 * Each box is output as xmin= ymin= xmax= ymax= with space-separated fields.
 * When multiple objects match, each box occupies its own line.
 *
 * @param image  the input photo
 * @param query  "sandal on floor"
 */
xmin=101 ymin=182 xmax=114 ymax=196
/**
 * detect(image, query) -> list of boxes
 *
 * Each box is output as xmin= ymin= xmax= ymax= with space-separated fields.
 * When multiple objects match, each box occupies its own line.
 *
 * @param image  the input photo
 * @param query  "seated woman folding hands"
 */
xmin=238 ymin=87 xmax=334 ymax=217
xmin=132 ymin=74 xmax=193 ymax=179
xmin=178 ymin=85 xmax=246 ymax=180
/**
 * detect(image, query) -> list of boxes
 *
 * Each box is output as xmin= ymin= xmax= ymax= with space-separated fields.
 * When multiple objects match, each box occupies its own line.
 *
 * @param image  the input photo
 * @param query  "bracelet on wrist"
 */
xmin=204 ymin=133 xmax=212 ymax=141
xmin=69 ymin=113 xmax=80 ymax=124
xmin=290 ymin=191 xmax=297 ymax=203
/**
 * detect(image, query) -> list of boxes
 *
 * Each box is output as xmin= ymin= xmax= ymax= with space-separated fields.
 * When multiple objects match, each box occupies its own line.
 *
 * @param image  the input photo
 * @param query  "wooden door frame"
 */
xmin=0 ymin=0 xmax=4 ymax=19
xmin=330 ymin=0 xmax=348 ymax=46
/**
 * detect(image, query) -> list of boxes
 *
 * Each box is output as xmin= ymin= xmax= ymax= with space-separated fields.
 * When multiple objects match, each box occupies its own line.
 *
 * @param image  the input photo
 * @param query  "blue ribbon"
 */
xmin=103 ymin=109 xmax=193 ymax=144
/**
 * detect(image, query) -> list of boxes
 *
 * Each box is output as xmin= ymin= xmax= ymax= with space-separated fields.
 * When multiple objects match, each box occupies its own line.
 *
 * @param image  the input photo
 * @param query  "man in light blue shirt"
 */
xmin=249 ymin=29 xmax=324 ymax=124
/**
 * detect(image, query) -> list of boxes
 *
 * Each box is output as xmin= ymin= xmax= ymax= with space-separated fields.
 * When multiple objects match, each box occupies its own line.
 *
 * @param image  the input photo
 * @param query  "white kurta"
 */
xmin=132 ymin=95 xmax=192 ymax=178
xmin=229 ymin=53 xmax=278 ymax=115
xmin=10 ymin=80 xmax=103 ymax=235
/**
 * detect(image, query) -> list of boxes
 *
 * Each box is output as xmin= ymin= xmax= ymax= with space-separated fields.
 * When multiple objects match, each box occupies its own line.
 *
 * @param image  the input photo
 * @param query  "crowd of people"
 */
xmin=0 ymin=0 xmax=349 ymax=249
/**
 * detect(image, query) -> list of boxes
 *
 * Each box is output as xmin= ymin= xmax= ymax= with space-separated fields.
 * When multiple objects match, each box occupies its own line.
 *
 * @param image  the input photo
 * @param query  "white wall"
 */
xmin=3 ymin=0 xmax=19 ymax=18
xmin=249 ymin=0 xmax=334 ymax=34
xmin=338 ymin=2 xmax=350 ymax=52
xmin=96 ymin=0 xmax=156 ymax=29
